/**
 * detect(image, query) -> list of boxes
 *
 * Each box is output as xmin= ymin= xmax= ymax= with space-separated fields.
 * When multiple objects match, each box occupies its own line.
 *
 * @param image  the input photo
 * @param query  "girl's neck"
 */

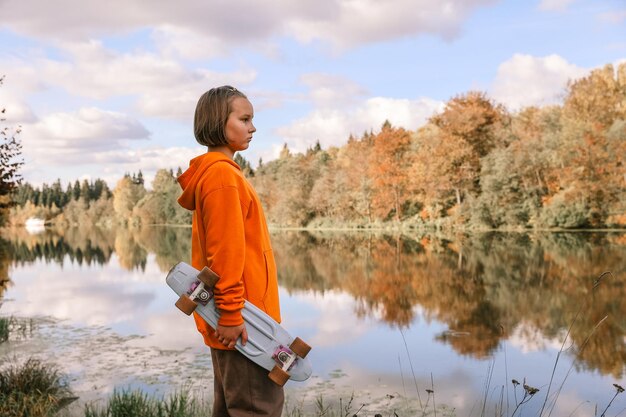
xmin=207 ymin=146 xmax=234 ymax=160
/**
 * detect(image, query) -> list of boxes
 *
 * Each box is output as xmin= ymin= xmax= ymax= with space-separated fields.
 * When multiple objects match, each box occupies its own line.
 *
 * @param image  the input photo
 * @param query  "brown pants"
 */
xmin=211 ymin=348 xmax=284 ymax=417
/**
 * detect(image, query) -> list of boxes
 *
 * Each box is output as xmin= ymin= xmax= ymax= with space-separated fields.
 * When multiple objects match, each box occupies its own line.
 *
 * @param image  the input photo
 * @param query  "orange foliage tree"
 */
xmin=419 ymin=91 xmax=508 ymax=211
xmin=368 ymin=122 xmax=415 ymax=221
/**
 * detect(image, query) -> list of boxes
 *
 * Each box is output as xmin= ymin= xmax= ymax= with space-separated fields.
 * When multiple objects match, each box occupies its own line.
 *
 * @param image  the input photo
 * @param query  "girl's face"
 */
xmin=224 ymin=97 xmax=255 ymax=154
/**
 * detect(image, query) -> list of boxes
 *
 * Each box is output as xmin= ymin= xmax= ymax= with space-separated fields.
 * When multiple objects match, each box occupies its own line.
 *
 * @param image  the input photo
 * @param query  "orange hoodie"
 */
xmin=177 ymin=152 xmax=281 ymax=349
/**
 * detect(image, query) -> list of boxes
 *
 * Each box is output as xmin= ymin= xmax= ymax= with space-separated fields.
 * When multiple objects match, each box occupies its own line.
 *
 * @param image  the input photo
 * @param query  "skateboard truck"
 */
xmin=175 ymin=266 xmax=220 ymax=315
xmin=268 ymin=337 xmax=311 ymax=386
xmin=189 ymin=281 xmax=212 ymax=305
xmin=273 ymin=345 xmax=297 ymax=371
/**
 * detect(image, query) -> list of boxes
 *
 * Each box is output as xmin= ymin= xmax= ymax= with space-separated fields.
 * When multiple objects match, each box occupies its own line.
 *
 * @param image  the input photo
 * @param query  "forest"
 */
xmin=6 ymin=63 xmax=626 ymax=230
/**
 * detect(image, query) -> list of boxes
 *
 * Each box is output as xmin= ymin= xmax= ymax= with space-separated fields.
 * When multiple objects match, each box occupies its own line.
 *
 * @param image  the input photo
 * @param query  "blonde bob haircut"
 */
xmin=194 ymin=86 xmax=247 ymax=147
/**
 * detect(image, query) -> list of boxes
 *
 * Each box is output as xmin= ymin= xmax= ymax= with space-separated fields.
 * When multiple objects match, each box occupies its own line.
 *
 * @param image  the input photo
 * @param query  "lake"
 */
xmin=1 ymin=226 xmax=625 ymax=416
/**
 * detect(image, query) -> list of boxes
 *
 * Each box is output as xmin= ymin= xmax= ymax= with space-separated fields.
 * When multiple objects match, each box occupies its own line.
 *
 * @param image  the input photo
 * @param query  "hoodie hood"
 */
xmin=177 ymin=152 xmax=241 ymax=211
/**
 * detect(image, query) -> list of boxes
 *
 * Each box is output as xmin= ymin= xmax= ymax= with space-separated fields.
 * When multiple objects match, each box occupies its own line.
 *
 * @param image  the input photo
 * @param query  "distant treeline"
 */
xmin=9 ymin=63 xmax=626 ymax=230
xmin=11 ymin=168 xmax=190 ymax=227
xmin=15 ymin=178 xmax=112 ymax=209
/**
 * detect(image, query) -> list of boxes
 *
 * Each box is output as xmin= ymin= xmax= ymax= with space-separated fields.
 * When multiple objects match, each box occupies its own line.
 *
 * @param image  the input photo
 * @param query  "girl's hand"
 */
xmin=215 ymin=324 xmax=248 ymax=348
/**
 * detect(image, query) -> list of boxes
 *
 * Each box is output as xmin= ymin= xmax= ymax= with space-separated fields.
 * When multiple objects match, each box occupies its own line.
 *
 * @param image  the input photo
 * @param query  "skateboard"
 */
xmin=165 ymin=262 xmax=312 ymax=386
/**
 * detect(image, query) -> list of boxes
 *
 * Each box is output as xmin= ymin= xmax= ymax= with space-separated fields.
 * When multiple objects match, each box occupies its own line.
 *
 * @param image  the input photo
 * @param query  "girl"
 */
xmin=177 ymin=86 xmax=284 ymax=417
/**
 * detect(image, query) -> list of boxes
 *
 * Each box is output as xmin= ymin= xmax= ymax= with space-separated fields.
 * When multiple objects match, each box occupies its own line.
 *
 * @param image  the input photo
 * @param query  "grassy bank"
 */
xmin=1 ymin=357 xmax=623 ymax=417
xmin=83 ymin=389 xmax=212 ymax=417
xmin=0 ymin=358 xmax=77 ymax=417
xmin=0 ymin=357 xmax=428 ymax=417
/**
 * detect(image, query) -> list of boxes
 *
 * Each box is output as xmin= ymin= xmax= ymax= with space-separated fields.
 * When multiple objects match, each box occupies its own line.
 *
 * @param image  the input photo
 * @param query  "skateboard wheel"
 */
xmin=197 ymin=267 xmax=220 ymax=288
xmin=268 ymin=365 xmax=290 ymax=386
xmin=289 ymin=337 xmax=311 ymax=359
xmin=175 ymin=294 xmax=197 ymax=315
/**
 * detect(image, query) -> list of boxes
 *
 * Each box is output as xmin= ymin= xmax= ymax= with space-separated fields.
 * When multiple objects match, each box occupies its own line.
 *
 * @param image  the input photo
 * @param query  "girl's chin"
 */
xmin=229 ymin=144 xmax=250 ymax=153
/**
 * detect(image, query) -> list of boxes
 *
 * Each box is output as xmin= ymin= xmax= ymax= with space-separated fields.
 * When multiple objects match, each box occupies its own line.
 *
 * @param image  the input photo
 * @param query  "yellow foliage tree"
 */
xmin=112 ymin=175 xmax=146 ymax=222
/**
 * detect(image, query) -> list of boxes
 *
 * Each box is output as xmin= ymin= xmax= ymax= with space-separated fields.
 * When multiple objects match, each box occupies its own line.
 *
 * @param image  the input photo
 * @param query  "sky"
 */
xmin=0 ymin=0 xmax=624 ymax=188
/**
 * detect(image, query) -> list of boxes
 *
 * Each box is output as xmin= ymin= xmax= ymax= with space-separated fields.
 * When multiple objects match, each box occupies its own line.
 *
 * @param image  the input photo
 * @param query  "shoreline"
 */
xmin=3 ymin=221 xmax=626 ymax=234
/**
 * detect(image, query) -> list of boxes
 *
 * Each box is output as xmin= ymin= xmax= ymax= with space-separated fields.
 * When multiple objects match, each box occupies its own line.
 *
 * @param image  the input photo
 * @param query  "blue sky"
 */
xmin=1 ymin=0 xmax=624 ymax=188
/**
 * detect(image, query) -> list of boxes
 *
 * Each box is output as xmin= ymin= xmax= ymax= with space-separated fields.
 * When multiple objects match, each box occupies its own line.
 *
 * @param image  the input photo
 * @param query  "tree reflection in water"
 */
xmin=4 ymin=226 xmax=191 ymax=272
xmin=0 ymin=236 xmax=11 ymax=300
xmin=271 ymin=231 xmax=626 ymax=377
xmin=2 ymin=228 xmax=625 ymax=377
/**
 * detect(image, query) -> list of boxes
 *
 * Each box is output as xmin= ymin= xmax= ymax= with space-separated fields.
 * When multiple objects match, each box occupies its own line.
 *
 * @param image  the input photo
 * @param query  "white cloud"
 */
xmin=46 ymin=40 xmax=198 ymax=99
xmin=21 ymin=144 xmax=203 ymax=188
xmin=597 ymin=9 xmax=626 ymax=25
xmin=538 ymin=0 xmax=576 ymax=12
xmin=7 ymin=99 xmax=207 ymax=187
xmin=152 ymin=25 xmax=230 ymax=60
xmin=276 ymin=109 xmax=351 ymax=152
xmin=270 ymin=70 xmax=443 ymax=156
xmin=1 ymin=36 xmax=256 ymax=186
xmin=300 ymin=73 xmax=369 ymax=107
xmin=23 ymin=107 xmax=149 ymax=154
xmin=356 ymin=96 xmax=443 ymax=130
xmin=276 ymin=96 xmax=443 ymax=153
xmin=0 ymin=94 xmax=37 ymax=124
xmin=3 ymin=40 xmax=257 ymax=121
xmin=490 ymin=54 xmax=588 ymax=110
xmin=97 ymin=146 xmax=205 ymax=187
xmin=288 ymin=0 xmax=498 ymax=49
xmin=15 ymin=106 xmax=150 ymax=185
xmin=0 ymin=0 xmax=497 ymax=49
xmin=152 ymin=24 xmax=282 ymax=61
xmin=2 ymin=39 xmax=226 ymax=186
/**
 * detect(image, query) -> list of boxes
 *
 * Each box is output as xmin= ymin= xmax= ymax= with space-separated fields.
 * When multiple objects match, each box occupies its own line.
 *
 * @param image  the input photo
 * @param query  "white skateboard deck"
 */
xmin=166 ymin=262 xmax=312 ymax=384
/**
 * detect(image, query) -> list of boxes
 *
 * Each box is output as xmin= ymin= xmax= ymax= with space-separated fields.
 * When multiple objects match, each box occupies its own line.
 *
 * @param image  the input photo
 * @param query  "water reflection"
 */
xmin=1 ymin=228 xmax=625 ymax=378
xmin=4 ymin=226 xmax=191 ymax=272
xmin=274 ymin=231 xmax=626 ymax=377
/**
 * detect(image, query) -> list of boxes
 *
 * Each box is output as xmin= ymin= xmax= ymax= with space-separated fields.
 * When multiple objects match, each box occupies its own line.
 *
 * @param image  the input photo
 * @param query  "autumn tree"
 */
xmin=0 ymin=76 xmax=23 ymax=226
xmin=112 ymin=174 xmax=146 ymax=222
xmin=368 ymin=122 xmax=415 ymax=221
xmin=423 ymin=92 xmax=508 ymax=210
xmin=307 ymin=147 xmax=345 ymax=221
xmin=133 ymin=169 xmax=190 ymax=225
xmin=308 ymin=135 xmax=373 ymax=223
xmin=474 ymin=106 xmax=562 ymax=228
xmin=563 ymin=63 xmax=626 ymax=129
xmin=234 ymin=153 xmax=254 ymax=177
xmin=253 ymin=146 xmax=326 ymax=227
xmin=537 ymin=63 xmax=626 ymax=227
xmin=339 ymin=134 xmax=375 ymax=222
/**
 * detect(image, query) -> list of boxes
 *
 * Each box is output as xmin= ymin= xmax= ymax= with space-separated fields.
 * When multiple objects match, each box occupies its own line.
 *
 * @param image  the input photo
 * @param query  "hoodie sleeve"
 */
xmin=199 ymin=182 xmax=247 ymax=326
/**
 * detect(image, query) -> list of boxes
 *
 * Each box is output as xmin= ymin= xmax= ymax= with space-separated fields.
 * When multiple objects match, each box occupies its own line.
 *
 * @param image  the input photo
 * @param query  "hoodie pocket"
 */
xmin=262 ymin=249 xmax=277 ymax=301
